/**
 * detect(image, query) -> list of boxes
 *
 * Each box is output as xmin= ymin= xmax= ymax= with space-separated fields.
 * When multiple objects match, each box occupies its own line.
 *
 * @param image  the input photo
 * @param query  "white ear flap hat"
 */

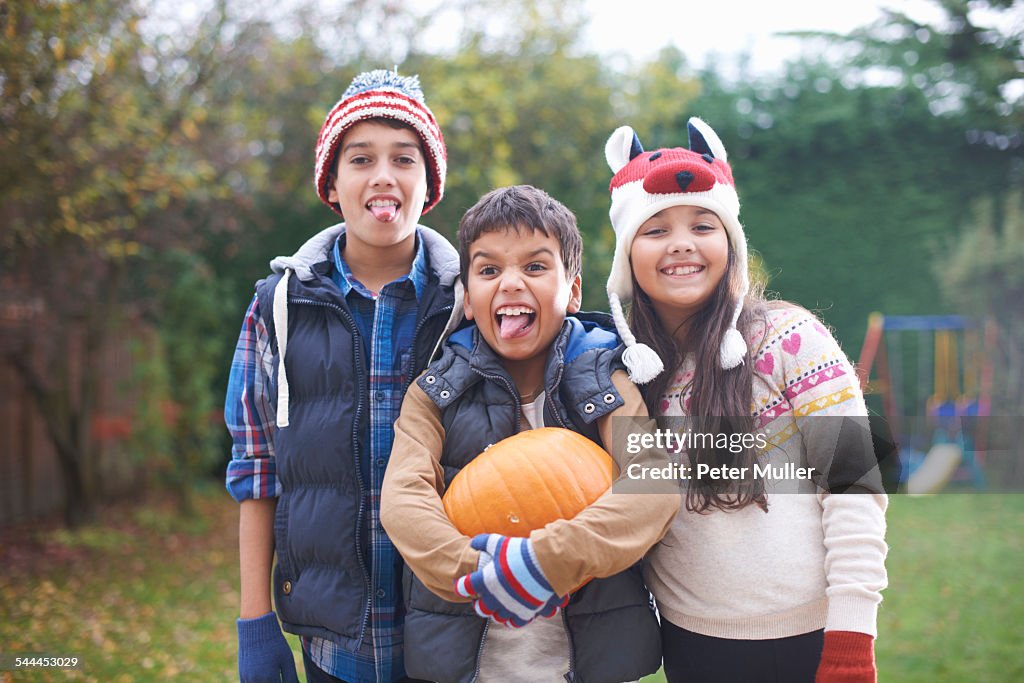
xmin=605 ymin=117 xmax=748 ymax=381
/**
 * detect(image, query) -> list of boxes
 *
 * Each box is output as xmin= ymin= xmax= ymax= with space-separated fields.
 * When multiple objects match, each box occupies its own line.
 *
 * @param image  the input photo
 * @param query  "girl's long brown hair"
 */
xmin=630 ymin=246 xmax=770 ymax=513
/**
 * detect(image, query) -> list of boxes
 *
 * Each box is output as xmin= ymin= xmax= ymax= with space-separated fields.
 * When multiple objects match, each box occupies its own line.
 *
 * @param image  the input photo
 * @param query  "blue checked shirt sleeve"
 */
xmin=225 ymin=295 xmax=281 ymax=502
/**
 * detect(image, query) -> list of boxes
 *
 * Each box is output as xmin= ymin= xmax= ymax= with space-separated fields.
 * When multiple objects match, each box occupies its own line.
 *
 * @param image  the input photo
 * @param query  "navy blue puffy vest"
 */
xmin=402 ymin=316 xmax=663 ymax=683
xmin=256 ymin=257 xmax=455 ymax=648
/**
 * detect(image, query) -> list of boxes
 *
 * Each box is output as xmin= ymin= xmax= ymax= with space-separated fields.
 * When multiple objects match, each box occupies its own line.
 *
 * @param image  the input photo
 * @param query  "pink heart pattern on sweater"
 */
xmin=782 ymin=333 xmax=802 ymax=356
xmin=755 ymin=353 xmax=775 ymax=375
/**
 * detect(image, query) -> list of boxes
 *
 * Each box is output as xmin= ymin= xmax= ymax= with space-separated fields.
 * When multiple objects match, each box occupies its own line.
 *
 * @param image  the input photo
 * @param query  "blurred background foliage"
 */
xmin=1 ymin=0 xmax=1021 ymax=524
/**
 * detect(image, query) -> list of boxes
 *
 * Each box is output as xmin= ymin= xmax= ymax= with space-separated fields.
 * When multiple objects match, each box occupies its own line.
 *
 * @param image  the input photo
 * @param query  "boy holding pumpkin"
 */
xmin=380 ymin=185 xmax=680 ymax=683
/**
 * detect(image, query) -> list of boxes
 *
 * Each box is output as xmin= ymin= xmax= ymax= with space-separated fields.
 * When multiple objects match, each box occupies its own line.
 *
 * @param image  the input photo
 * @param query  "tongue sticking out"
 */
xmin=499 ymin=314 xmax=533 ymax=339
xmin=369 ymin=203 xmax=399 ymax=223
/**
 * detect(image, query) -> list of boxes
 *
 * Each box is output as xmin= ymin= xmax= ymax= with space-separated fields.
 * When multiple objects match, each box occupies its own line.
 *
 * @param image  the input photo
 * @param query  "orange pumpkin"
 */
xmin=442 ymin=427 xmax=615 ymax=539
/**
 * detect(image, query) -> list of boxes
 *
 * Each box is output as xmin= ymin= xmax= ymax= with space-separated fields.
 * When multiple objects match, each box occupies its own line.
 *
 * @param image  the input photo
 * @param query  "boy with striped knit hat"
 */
xmin=226 ymin=68 xmax=460 ymax=683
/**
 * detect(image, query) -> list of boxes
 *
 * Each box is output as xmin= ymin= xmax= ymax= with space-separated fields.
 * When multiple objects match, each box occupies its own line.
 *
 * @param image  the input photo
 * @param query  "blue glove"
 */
xmin=454 ymin=534 xmax=568 ymax=627
xmin=237 ymin=612 xmax=299 ymax=683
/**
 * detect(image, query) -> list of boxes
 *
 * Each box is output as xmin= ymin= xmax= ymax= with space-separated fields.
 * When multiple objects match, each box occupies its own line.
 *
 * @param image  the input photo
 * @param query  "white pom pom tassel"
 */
xmin=622 ymin=343 xmax=665 ymax=384
xmin=609 ymin=291 xmax=665 ymax=384
xmin=719 ymin=327 xmax=747 ymax=370
xmin=719 ymin=275 xmax=749 ymax=370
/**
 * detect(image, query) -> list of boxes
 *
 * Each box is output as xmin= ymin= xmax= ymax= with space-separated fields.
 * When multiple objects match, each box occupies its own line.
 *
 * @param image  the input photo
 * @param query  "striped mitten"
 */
xmin=454 ymin=534 xmax=567 ymax=627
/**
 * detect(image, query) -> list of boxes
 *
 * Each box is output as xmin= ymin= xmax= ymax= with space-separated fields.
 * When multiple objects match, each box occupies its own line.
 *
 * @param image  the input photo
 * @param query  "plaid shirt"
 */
xmin=226 ymin=232 xmax=430 ymax=683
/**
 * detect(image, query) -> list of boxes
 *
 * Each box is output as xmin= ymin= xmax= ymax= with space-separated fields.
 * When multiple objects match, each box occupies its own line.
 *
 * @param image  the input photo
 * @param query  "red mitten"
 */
xmin=815 ymin=631 xmax=876 ymax=683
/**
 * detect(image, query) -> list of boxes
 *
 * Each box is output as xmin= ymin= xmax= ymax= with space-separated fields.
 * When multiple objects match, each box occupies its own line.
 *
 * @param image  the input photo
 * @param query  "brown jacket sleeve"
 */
xmin=530 ymin=370 xmax=682 ymax=596
xmin=380 ymin=380 xmax=479 ymax=602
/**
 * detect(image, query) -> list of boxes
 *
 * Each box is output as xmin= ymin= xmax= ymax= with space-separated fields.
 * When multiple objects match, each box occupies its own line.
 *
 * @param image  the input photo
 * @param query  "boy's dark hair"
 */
xmin=457 ymin=185 xmax=582 ymax=283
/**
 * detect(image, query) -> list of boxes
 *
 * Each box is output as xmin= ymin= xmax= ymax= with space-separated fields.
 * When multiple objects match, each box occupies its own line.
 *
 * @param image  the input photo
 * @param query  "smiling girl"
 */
xmin=602 ymin=118 xmax=889 ymax=683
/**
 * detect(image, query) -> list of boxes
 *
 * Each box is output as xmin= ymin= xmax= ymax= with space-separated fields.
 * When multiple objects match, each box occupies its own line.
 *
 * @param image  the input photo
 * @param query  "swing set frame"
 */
xmin=856 ymin=314 xmax=996 ymax=490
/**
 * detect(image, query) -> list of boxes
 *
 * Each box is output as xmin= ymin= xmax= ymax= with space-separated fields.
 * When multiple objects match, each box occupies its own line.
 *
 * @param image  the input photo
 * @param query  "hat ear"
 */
xmin=687 ymin=117 xmax=728 ymax=163
xmin=606 ymin=125 xmax=644 ymax=173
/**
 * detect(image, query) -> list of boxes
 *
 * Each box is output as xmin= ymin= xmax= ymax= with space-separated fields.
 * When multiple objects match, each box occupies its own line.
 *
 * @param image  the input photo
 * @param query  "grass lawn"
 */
xmin=1 ymin=484 xmax=247 ymax=682
xmin=2 ymin=487 xmax=1022 ymax=682
xmin=874 ymin=493 xmax=1024 ymax=681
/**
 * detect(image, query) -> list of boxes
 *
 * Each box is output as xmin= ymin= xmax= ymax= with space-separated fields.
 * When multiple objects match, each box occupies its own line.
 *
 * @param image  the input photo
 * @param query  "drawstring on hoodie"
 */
xmin=274 ymin=269 xmax=292 ymax=428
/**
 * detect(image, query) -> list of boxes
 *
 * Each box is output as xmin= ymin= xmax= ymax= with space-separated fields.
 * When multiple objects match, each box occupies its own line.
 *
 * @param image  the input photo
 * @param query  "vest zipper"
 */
xmin=562 ymin=608 xmax=577 ymax=682
xmin=470 ymin=620 xmax=490 ymax=682
xmin=470 ymin=367 xmax=523 ymax=433
xmin=542 ymin=356 xmax=578 ymax=681
xmin=544 ymin=360 xmax=571 ymax=430
xmin=289 ymin=296 xmax=373 ymax=644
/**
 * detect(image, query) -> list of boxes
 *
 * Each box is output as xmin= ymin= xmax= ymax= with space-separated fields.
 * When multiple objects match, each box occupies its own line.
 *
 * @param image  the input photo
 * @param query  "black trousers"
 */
xmin=661 ymin=619 xmax=824 ymax=683
xmin=301 ymin=650 xmax=430 ymax=683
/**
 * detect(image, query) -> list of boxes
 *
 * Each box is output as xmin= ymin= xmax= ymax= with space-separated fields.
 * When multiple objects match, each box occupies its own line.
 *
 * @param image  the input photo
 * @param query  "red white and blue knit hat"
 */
xmin=314 ymin=69 xmax=447 ymax=217
xmin=605 ymin=117 xmax=749 ymax=382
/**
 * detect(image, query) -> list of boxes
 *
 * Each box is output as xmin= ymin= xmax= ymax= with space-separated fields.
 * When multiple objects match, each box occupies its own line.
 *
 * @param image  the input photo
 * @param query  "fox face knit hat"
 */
xmin=314 ymin=69 xmax=447 ymax=217
xmin=605 ymin=117 xmax=749 ymax=382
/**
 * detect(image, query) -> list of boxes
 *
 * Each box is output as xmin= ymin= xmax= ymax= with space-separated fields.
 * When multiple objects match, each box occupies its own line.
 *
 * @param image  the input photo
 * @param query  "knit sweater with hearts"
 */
xmin=645 ymin=305 xmax=888 ymax=639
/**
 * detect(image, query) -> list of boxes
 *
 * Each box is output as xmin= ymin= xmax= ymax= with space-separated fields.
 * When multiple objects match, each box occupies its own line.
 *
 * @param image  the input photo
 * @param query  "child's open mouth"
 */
xmin=661 ymin=265 xmax=705 ymax=276
xmin=495 ymin=306 xmax=536 ymax=339
xmin=367 ymin=198 xmax=400 ymax=223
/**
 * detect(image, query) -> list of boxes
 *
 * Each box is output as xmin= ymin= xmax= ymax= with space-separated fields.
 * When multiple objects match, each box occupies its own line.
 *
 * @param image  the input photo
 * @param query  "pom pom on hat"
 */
xmin=609 ymin=291 xmax=664 ymax=383
xmin=604 ymin=118 xmax=749 ymax=374
xmin=719 ymin=327 xmax=747 ymax=370
xmin=314 ymin=68 xmax=447 ymax=217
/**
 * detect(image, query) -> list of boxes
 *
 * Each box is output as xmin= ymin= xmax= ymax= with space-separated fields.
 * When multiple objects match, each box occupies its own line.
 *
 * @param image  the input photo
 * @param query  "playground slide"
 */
xmin=907 ymin=443 xmax=963 ymax=495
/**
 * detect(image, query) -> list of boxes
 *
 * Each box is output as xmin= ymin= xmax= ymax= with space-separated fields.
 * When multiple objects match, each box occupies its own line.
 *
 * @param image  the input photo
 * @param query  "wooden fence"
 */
xmin=0 ymin=325 xmax=148 ymax=527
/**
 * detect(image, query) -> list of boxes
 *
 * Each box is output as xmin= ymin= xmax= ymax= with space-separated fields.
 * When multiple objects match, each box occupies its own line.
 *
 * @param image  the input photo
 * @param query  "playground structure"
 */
xmin=857 ymin=314 xmax=996 ymax=494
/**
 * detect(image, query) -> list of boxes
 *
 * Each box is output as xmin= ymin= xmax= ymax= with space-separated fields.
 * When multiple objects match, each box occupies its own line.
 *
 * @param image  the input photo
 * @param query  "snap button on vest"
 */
xmin=282 ymin=580 xmax=292 ymax=595
xmin=603 ymin=393 xmax=616 ymax=403
xmin=584 ymin=403 xmax=596 ymax=413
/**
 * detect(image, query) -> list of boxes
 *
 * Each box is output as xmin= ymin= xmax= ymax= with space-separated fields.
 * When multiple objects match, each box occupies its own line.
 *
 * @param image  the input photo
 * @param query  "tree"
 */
xmin=2 ymin=0 xmax=165 ymax=526
xmin=0 ymin=0 xmax=278 ymax=525
xmin=627 ymin=0 xmax=1024 ymax=355
xmin=791 ymin=0 xmax=1022 ymax=144
xmin=938 ymin=191 xmax=1023 ymax=397
xmin=802 ymin=0 xmax=1024 ymax=342
xmin=935 ymin=190 xmax=1024 ymax=484
xmin=394 ymin=0 xmax=655 ymax=308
